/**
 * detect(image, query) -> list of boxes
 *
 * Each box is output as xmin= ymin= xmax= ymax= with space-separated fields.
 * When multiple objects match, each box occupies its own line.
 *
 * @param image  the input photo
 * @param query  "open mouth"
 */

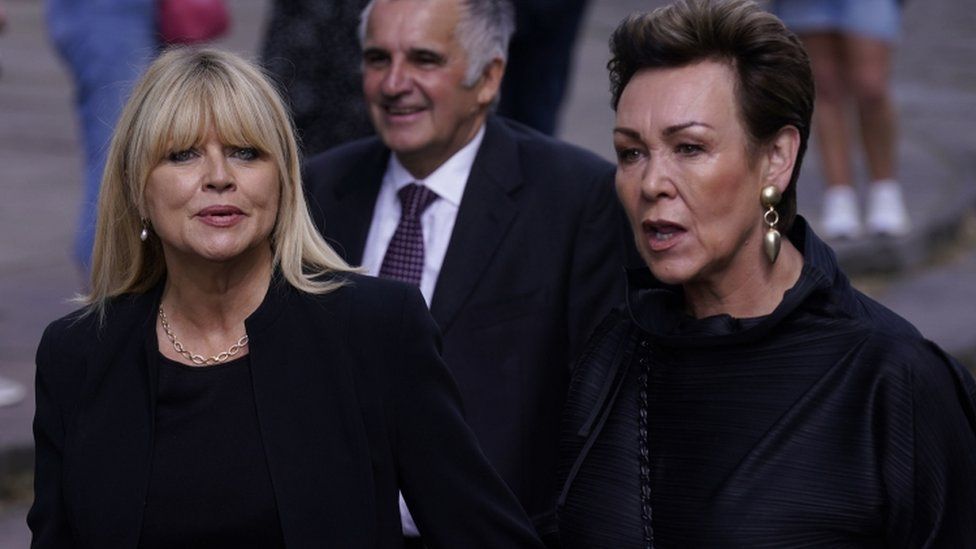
xmin=642 ymin=220 xmax=686 ymax=250
xmin=384 ymin=105 xmax=425 ymax=116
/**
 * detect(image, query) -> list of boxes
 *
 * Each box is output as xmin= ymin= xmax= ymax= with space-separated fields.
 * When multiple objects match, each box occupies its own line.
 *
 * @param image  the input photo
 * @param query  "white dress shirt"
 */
xmin=360 ymin=127 xmax=485 ymax=536
xmin=360 ymin=126 xmax=484 ymax=306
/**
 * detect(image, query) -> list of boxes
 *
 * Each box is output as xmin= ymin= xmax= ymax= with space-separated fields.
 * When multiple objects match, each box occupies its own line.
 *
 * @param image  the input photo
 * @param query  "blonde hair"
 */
xmin=86 ymin=47 xmax=352 ymax=315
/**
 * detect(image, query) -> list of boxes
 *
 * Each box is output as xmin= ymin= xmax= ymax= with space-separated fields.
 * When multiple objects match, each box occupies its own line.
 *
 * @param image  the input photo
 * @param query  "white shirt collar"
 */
xmin=386 ymin=125 xmax=486 ymax=207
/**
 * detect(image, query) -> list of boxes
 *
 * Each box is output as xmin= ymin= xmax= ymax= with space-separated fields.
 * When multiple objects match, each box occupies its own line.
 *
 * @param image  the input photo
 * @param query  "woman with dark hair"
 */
xmin=557 ymin=1 xmax=976 ymax=547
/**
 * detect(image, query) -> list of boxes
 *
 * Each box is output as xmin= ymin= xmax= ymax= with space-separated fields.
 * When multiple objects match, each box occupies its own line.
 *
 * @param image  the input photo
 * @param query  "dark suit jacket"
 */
xmin=304 ymin=116 xmax=628 ymax=534
xmin=28 ymin=274 xmax=543 ymax=549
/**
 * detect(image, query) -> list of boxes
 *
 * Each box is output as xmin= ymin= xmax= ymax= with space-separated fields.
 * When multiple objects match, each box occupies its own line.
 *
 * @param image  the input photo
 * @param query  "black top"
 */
xmin=558 ymin=218 xmax=976 ymax=548
xmin=139 ymin=353 xmax=285 ymax=549
xmin=29 ymin=273 xmax=543 ymax=548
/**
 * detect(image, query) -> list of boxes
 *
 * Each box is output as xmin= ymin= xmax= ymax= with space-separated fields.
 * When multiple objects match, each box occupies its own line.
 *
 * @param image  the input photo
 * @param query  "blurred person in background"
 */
xmin=0 ymin=0 xmax=25 ymax=409
xmin=261 ymin=0 xmax=374 ymax=156
xmin=45 ymin=0 xmax=159 ymax=273
xmin=28 ymin=47 xmax=543 ymax=548
xmin=496 ymin=0 xmax=589 ymax=135
xmin=771 ymin=0 xmax=910 ymax=239
xmin=558 ymin=1 xmax=976 ymax=546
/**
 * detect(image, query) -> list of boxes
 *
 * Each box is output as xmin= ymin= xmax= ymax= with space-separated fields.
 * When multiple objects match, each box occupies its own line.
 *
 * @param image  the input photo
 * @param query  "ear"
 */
xmin=475 ymin=57 xmax=505 ymax=107
xmin=762 ymin=125 xmax=800 ymax=194
xmin=137 ymin=196 xmax=152 ymax=224
xmin=136 ymin=194 xmax=148 ymax=221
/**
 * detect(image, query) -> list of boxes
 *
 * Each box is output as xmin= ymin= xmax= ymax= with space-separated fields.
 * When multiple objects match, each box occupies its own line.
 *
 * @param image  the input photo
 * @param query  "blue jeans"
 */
xmin=46 ymin=0 xmax=157 ymax=271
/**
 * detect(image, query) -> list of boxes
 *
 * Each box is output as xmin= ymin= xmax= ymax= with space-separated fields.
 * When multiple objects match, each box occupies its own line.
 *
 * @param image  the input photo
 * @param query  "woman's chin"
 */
xmin=645 ymin=258 xmax=697 ymax=287
xmin=168 ymin=243 xmax=263 ymax=267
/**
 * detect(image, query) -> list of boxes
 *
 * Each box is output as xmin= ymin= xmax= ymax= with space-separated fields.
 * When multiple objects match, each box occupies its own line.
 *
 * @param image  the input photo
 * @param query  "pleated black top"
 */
xmin=558 ymin=218 xmax=976 ymax=548
xmin=138 ymin=353 xmax=285 ymax=549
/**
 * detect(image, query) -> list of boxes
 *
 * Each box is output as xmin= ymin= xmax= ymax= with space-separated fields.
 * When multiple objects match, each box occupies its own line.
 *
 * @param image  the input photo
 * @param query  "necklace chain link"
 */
xmin=158 ymin=306 xmax=249 ymax=366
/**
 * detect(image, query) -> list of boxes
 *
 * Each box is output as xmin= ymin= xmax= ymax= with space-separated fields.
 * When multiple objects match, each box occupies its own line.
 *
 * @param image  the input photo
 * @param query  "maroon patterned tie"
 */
xmin=379 ymin=184 xmax=439 ymax=287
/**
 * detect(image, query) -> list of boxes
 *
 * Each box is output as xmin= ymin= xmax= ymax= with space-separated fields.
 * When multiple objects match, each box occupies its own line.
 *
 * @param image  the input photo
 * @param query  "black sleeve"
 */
xmin=565 ymin=164 xmax=631 ymax=363
xmin=27 ymin=322 xmax=79 ymax=548
xmin=391 ymin=287 xmax=544 ymax=549
xmin=884 ymin=341 xmax=976 ymax=547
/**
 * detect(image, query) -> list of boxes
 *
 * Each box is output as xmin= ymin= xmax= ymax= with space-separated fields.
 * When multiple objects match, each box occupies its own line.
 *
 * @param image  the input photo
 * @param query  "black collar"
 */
xmin=624 ymin=216 xmax=853 ymax=347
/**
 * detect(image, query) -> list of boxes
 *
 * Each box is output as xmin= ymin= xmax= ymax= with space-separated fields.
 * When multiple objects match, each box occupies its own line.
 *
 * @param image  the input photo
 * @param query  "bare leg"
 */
xmin=845 ymin=34 xmax=908 ymax=234
xmin=802 ymin=32 xmax=854 ymax=188
xmin=802 ymin=32 xmax=863 ymax=238
xmin=844 ymin=34 xmax=897 ymax=182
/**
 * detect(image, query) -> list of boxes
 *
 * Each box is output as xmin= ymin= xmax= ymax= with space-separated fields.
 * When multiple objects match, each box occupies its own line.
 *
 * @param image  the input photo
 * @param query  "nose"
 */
xmin=203 ymin=154 xmax=235 ymax=193
xmin=380 ymin=58 xmax=411 ymax=97
xmin=640 ymin=156 xmax=675 ymax=202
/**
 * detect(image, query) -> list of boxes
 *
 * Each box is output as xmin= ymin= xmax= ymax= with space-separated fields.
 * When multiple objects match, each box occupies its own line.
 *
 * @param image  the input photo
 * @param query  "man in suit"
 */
xmin=304 ymin=0 xmax=628 ymax=542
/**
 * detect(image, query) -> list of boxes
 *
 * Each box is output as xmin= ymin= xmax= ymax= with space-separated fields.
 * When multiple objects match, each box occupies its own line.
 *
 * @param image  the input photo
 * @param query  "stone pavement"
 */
xmin=0 ymin=0 xmax=974 ymax=544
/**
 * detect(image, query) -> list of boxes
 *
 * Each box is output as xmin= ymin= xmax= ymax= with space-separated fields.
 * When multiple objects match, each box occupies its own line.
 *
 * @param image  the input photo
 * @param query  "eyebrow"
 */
xmin=663 ymin=121 xmax=713 ymax=136
xmin=362 ymin=46 xmax=388 ymax=56
xmin=612 ymin=127 xmax=641 ymax=139
xmin=612 ymin=121 xmax=714 ymax=141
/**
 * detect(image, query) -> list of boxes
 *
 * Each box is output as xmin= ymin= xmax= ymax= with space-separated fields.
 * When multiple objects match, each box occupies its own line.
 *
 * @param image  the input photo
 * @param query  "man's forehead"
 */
xmin=365 ymin=0 xmax=461 ymax=46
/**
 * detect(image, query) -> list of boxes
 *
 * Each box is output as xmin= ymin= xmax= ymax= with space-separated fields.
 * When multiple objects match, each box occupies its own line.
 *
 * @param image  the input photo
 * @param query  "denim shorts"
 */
xmin=770 ymin=0 xmax=901 ymax=43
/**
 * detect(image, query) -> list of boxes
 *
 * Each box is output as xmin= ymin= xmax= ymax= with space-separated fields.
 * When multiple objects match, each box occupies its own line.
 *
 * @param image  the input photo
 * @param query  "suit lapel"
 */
xmin=430 ymin=118 xmax=523 ymax=333
xmin=323 ymin=143 xmax=390 ymax=265
xmin=69 ymin=290 xmax=160 ymax=547
xmin=246 ymin=283 xmax=375 ymax=546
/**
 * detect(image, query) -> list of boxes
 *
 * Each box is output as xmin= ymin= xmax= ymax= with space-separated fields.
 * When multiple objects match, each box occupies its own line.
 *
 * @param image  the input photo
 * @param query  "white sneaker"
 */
xmin=866 ymin=180 xmax=910 ymax=236
xmin=820 ymin=185 xmax=863 ymax=239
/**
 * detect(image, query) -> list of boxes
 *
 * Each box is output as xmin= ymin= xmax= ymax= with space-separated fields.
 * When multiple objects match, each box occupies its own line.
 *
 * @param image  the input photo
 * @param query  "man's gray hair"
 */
xmin=358 ymin=0 xmax=515 ymax=87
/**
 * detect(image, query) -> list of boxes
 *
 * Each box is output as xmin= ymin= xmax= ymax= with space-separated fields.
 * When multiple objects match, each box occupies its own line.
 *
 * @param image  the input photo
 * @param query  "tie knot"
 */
xmin=397 ymin=183 xmax=438 ymax=218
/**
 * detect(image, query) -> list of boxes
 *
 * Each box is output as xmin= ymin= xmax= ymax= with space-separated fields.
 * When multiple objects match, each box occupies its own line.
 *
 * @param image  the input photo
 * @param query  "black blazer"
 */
xmin=304 ymin=116 xmax=629 ymax=532
xmin=28 ymin=274 xmax=544 ymax=548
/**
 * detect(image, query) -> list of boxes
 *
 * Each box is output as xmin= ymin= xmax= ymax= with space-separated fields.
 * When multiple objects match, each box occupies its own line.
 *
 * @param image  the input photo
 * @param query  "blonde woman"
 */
xmin=28 ymin=47 xmax=542 ymax=548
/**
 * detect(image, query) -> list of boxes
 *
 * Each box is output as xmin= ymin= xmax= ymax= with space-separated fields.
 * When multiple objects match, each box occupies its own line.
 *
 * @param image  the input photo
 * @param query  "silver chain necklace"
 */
xmin=158 ymin=306 xmax=249 ymax=366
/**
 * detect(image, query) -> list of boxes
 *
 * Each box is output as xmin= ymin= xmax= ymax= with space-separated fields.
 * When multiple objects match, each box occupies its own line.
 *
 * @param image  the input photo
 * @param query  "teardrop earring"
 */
xmin=761 ymin=185 xmax=781 ymax=264
xmin=140 ymin=219 xmax=150 ymax=242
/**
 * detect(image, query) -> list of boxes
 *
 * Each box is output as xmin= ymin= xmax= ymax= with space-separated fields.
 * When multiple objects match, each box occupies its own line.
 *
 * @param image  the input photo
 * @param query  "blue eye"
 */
xmin=168 ymin=149 xmax=197 ymax=162
xmin=233 ymin=147 xmax=260 ymax=160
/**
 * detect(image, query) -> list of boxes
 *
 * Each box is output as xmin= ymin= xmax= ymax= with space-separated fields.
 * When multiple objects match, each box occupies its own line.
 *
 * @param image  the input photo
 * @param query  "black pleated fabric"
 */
xmin=558 ymin=217 xmax=976 ymax=548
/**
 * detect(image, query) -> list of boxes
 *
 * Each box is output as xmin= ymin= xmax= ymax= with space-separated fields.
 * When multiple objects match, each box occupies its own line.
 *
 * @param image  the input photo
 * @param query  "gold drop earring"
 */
xmin=761 ymin=185 xmax=781 ymax=264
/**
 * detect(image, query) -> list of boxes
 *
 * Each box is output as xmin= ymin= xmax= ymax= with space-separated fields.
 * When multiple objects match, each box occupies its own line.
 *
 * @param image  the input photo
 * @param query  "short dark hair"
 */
xmin=608 ymin=0 xmax=813 ymax=230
